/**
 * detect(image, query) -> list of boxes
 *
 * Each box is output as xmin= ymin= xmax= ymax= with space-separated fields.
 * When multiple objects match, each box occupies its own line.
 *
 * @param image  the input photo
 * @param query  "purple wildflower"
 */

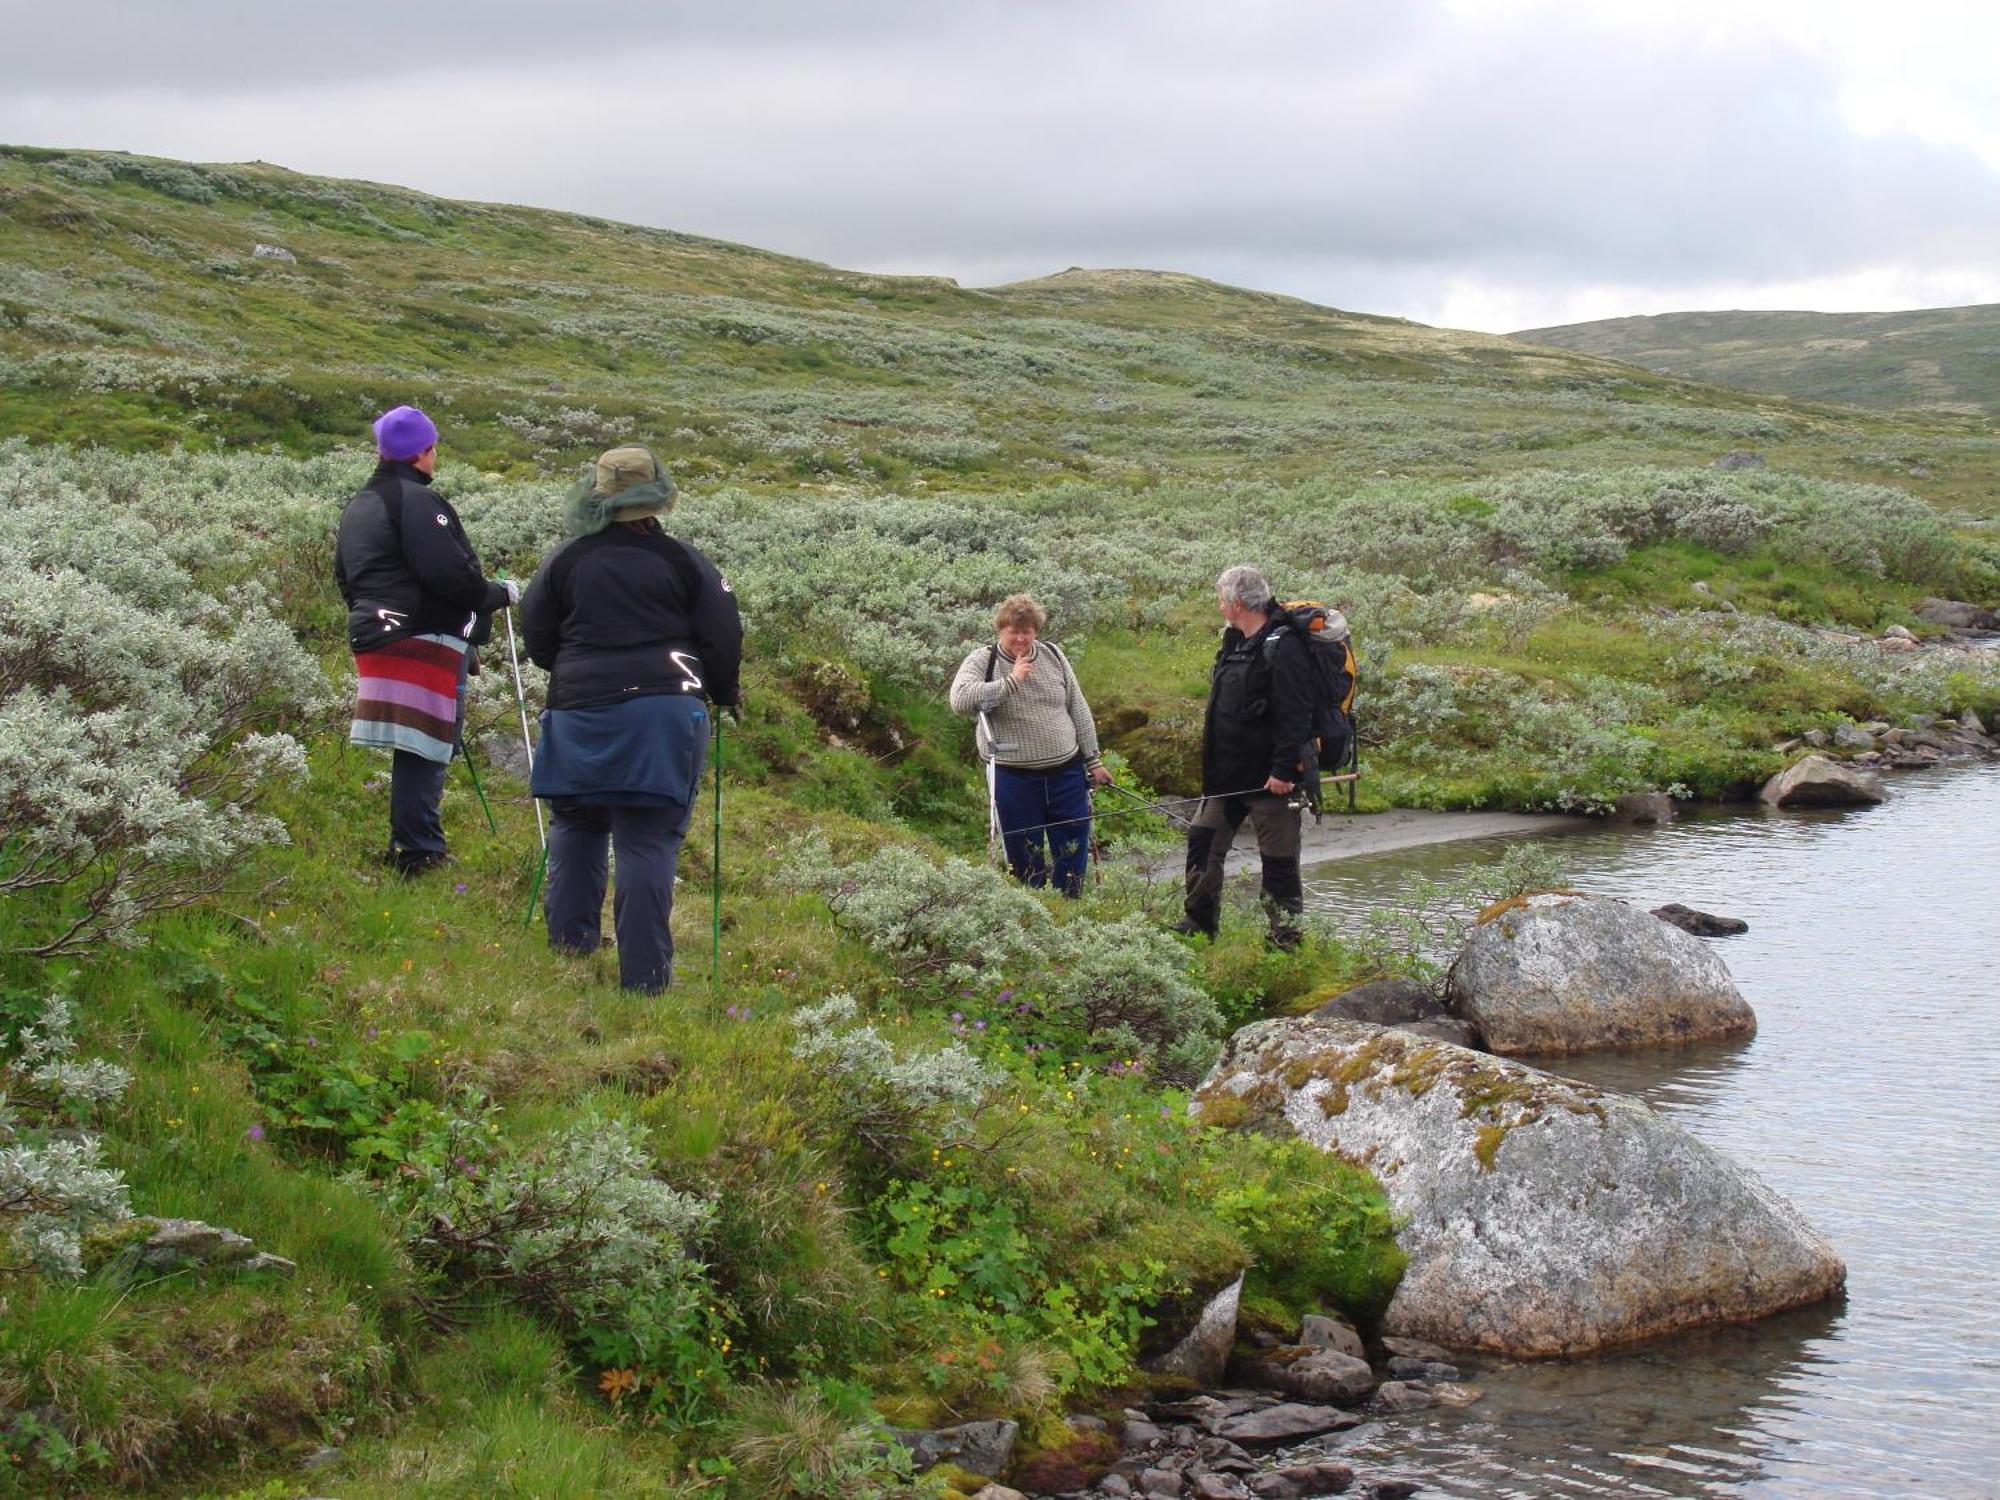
xmin=245 ymin=1123 xmax=265 ymax=1142
xmin=950 ymin=1011 xmax=963 ymax=1023
xmin=974 ymin=1019 xmax=987 ymax=1031
xmin=453 ymin=882 xmax=467 ymax=893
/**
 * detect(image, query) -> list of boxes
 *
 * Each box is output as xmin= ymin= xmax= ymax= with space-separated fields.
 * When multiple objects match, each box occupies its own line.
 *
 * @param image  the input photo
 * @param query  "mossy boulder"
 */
xmin=1448 ymin=891 xmax=1756 ymax=1055
xmin=1193 ymin=1017 xmax=1845 ymax=1357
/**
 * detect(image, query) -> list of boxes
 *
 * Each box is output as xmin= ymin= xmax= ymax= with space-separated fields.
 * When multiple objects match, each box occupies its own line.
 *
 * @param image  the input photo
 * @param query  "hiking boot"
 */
xmin=1266 ymin=926 xmax=1305 ymax=953
xmin=1171 ymin=917 xmax=1216 ymax=940
xmin=385 ymin=846 xmax=449 ymax=878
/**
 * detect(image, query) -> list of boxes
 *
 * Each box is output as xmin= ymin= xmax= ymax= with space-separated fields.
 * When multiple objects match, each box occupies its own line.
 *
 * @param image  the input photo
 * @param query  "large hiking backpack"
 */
xmin=1266 ymin=599 xmax=1357 ymax=773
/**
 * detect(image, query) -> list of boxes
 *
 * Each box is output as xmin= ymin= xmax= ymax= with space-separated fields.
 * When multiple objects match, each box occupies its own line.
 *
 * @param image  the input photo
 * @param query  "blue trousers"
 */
xmin=544 ymin=800 xmax=693 ymax=993
xmin=993 ymin=761 xmax=1092 ymax=897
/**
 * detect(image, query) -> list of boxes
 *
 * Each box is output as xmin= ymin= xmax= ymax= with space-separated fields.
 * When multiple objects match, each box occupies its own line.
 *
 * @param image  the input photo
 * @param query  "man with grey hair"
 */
xmin=1177 ymin=565 xmax=1317 ymax=947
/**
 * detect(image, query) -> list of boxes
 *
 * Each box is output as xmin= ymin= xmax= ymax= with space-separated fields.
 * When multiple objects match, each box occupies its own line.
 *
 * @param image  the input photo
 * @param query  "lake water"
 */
xmin=1294 ymin=763 xmax=2000 ymax=1498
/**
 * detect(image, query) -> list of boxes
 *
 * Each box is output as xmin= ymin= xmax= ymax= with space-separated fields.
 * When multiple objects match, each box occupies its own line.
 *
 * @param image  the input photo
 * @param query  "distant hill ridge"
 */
xmin=0 ymin=142 xmax=1969 ymax=496
xmin=1511 ymin=304 xmax=2000 ymax=414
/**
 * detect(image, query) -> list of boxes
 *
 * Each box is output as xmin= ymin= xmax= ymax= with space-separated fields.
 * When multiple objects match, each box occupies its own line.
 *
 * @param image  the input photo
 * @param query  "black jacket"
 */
xmin=334 ymin=460 xmax=509 ymax=651
xmin=520 ymin=519 xmax=743 ymax=710
xmin=1201 ymin=605 xmax=1317 ymax=795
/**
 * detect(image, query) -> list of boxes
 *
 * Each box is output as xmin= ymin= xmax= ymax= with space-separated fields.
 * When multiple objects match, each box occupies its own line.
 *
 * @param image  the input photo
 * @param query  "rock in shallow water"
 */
xmin=1214 ymin=1402 xmax=1366 ymax=1446
xmin=1298 ymin=1313 xmax=1366 ymax=1361
xmin=1248 ymin=1461 xmax=1356 ymax=1497
xmin=1371 ymin=1381 xmax=1437 ymax=1413
xmin=1194 ymin=1018 xmax=1846 ymax=1357
xmin=1760 ymin=754 xmax=1887 ymax=808
xmin=1239 ymin=1347 xmax=1376 ymax=1404
xmin=1449 ymin=892 xmax=1755 ymax=1055
xmin=1650 ymin=903 xmax=1750 ymax=937
xmin=1610 ymin=791 xmax=1675 ymax=825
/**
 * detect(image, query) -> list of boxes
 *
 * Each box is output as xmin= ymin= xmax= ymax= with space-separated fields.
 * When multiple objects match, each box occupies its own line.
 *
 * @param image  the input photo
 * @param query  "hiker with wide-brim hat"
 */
xmin=948 ymin=593 xmax=1113 ymax=897
xmin=334 ymin=404 xmax=518 ymax=875
xmin=518 ymin=446 xmax=742 ymax=992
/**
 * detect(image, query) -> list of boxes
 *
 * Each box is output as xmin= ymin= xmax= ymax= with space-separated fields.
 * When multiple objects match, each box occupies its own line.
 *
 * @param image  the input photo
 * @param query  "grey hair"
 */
xmin=1216 ymin=565 xmax=1272 ymax=611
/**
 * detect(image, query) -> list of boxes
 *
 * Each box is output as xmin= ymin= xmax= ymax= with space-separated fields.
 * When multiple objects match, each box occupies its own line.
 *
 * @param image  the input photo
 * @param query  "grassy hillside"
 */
xmin=2 ymin=144 xmax=1998 ymax=513
xmin=3 ymin=147 xmax=2000 ymax=1497
xmin=1512 ymin=304 xmax=2000 ymax=417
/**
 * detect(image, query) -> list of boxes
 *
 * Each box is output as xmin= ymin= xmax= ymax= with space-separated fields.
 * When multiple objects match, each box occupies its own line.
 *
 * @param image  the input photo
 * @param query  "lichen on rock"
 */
xmin=1195 ymin=1017 xmax=1845 ymax=1358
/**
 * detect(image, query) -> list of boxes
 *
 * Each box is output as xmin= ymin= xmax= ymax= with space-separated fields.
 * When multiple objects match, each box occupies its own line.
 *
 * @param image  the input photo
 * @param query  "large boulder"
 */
xmin=1760 ymin=755 xmax=1887 ymax=808
xmin=1447 ymin=892 xmax=1755 ymax=1054
xmin=1193 ymin=1019 xmax=1845 ymax=1357
xmin=1914 ymin=597 xmax=1998 ymax=630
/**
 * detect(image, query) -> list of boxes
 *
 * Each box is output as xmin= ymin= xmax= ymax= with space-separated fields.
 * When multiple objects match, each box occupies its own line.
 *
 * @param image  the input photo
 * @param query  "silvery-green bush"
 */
xmin=790 ymin=993 xmax=999 ymax=1153
xmin=785 ymin=842 xmax=1226 ymax=1077
xmin=1035 ymin=915 xmax=1224 ymax=1083
xmin=0 ymin=445 xmax=330 ymax=954
xmin=382 ymin=1116 xmax=714 ymax=1332
xmin=781 ymin=836 xmax=1049 ymax=983
xmin=1 ymin=995 xmax=133 ymax=1278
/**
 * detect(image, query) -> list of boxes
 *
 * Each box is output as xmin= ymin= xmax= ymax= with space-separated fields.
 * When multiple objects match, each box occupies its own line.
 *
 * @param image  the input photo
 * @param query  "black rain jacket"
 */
xmin=519 ymin=519 xmax=743 ymax=710
xmin=1201 ymin=604 xmax=1317 ymax=795
xmin=333 ymin=460 xmax=509 ymax=651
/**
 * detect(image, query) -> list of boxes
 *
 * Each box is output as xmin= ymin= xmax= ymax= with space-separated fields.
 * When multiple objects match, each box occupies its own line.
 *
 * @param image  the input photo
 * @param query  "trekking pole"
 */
xmin=502 ymin=605 xmax=545 ymax=851
xmin=1098 ymin=779 xmax=1197 ymax=830
xmin=457 ymin=736 xmax=498 ymax=835
xmin=711 ymin=710 xmax=724 ymax=999
xmin=977 ymin=710 xmax=1008 ymax=869
xmin=500 ymin=602 xmax=549 ymax=928
xmin=1089 ymin=783 xmax=1105 ymax=890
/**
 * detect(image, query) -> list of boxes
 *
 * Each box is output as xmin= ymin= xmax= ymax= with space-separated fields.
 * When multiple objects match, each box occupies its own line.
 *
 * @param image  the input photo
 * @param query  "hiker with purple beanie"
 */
xmin=334 ymin=405 xmax=517 ymax=874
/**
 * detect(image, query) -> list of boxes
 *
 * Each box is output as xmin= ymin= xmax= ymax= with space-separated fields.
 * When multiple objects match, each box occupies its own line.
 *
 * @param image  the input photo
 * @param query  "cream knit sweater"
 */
xmin=948 ymin=641 xmax=1103 ymax=770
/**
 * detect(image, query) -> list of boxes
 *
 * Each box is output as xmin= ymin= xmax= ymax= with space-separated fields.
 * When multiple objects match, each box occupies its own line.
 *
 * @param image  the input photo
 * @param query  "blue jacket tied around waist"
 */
xmin=531 ymin=693 xmax=709 ymax=807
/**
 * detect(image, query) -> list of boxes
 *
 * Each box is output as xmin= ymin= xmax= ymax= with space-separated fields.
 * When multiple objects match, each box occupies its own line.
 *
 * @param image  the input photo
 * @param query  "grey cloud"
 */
xmin=0 ymin=0 xmax=1120 ymax=91
xmin=5 ymin=0 xmax=2000 ymax=328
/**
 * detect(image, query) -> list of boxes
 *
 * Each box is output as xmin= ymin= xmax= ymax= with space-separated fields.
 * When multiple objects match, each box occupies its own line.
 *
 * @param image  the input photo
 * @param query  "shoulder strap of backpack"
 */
xmin=983 ymin=644 xmax=1000 ymax=682
xmin=376 ymin=478 xmax=408 ymax=545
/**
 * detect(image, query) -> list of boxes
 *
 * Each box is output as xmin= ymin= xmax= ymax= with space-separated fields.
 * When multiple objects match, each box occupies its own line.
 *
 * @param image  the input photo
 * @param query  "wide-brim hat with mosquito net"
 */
xmin=563 ymin=445 xmax=678 ymax=537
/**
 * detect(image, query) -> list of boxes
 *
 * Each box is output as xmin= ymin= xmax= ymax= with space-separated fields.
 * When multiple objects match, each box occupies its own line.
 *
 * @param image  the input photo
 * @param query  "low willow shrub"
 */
xmin=783 ymin=839 xmax=1046 ymax=983
xmin=784 ymin=842 xmax=1223 ymax=1080
xmin=0 ymin=994 xmax=133 ymax=1278
xmin=790 ymin=993 xmax=1000 ymax=1155
xmin=0 ymin=454 xmax=329 ymax=956
xmin=378 ymin=1116 xmax=726 ymax=1421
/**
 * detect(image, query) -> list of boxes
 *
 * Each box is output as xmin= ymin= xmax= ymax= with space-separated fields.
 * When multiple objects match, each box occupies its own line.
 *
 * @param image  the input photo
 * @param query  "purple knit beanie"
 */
xmin=373 ymin=405 xmax=439 ymax=461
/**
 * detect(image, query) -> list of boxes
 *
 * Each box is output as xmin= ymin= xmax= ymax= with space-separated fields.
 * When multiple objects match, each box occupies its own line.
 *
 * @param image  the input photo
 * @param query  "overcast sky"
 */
xmin=6 ymin=0 xmax=2000 ymax=332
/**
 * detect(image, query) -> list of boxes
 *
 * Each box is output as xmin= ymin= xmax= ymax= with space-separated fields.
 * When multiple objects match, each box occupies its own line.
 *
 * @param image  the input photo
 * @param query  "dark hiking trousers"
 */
xmin=1182 ymin=791 xmax=1304 ymax=943
xmin=544 ymin=800 xmax=694 ymax=993
xmin=389 ymin=750 xmax=451 ymax=868
xmin=387 ymin=652 xmax=468 ymax=872
xmin=993 ymin=759 xmax=1093 ymax=897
